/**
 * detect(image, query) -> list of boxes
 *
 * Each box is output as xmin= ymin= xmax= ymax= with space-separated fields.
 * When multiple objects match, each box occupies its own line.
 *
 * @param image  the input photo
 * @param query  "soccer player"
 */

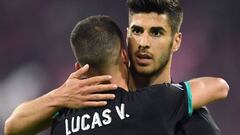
xmin=4 ymin=1 xmax=229 ymax=135
xmin=4 ymin=15 xmax=229 ymax=135
xmin=126 ymin=0 xmax=221 ymax=134
xmin=50 ymin=15 xmax=228 ymax=135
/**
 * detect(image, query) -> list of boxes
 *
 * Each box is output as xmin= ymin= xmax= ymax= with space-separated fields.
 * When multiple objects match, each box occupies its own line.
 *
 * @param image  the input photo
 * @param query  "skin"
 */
xmin=4 ymin=13 xmax=229 ymax=135
xmin=127 ymin=12 xmax=182 ymax=88
xmin=4 ymin=65 xmax=118 ymax=135
xmin=126 ymin=12 xmax=225 ymax=135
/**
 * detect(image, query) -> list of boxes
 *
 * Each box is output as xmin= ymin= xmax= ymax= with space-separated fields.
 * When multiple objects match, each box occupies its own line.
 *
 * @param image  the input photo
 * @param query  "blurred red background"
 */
xmin=0 ymin=0 xmax=239 ymax=134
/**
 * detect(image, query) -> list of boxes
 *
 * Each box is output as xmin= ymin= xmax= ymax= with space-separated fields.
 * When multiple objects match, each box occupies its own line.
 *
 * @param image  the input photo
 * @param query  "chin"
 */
xmin=135 ymin=67 xmax=155 ymax=76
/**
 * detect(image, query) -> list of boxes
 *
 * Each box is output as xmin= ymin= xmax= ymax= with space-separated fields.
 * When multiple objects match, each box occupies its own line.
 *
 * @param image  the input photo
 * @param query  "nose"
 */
xmin=138 ymin=33 xmax=150 ymax=49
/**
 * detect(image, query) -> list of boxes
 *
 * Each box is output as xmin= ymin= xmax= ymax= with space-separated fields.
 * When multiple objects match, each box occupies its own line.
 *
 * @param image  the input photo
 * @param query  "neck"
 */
xmin=107 ymin=69 xmax=129 ymax=91
xmin=132 ymin=58 xmax=172 ymax=89
xmin=87 ymin=65 xmax=129 ymax=91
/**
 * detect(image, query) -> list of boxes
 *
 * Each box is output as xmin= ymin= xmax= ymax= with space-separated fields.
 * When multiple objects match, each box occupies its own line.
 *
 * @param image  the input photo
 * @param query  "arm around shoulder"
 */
xmin=188 ymin=77 xmax=229 ymax=109
xmin=4 ymin=66 xmax=117 ymax=135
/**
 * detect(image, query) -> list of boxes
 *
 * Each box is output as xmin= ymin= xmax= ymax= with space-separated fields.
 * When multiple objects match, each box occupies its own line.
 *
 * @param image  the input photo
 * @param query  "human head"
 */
xmin=70 ymin=15 xmax=127 ymax=74
xmin=127 ymin=0 xmax=183 ymax=34
xmin=126 ymin=0 xmax=183 ymax=79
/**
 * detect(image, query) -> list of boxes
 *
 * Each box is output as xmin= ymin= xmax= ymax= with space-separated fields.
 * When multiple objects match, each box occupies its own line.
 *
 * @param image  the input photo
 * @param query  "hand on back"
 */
xmin=51 ymin=64 xmax=117 ymax=109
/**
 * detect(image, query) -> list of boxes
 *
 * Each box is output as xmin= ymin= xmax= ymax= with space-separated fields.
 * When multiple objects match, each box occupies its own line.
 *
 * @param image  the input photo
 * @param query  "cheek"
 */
xmin=152 ymin=38 xmax=171 ymax=51
xmin=132 ymin=36 xmax=141 ymax=44
xmin=128 ymin=38 xmax=138 ymax=51
xmin=151 ymin=42 xmax=169 ymax=60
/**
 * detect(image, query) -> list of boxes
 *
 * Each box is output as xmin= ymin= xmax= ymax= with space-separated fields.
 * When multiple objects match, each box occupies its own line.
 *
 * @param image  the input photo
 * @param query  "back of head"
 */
xmin=70 ymin=15 xmax=124 ymax=73
xmin=127 ymin=0 xmax=183 ymax=34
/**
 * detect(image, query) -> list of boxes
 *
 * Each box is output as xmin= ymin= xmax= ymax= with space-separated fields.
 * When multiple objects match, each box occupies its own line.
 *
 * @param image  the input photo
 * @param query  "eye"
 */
xmin=150 ymin=29 xmax=162 ymax=37
xmin=131 ymin=27 xmax=143 ymax=35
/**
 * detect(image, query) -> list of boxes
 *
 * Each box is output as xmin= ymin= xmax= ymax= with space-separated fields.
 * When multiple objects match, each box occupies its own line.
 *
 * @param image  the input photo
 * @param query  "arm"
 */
xmin=4 ymin=64 xmax=117 ymax=135
xmin=189 ymin=77 xmax=229 ymax=109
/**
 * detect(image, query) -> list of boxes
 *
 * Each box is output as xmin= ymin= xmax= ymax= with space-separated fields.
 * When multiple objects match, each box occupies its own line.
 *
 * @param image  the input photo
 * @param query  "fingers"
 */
xmin=83 ymin=84 xmax=118 ymax=94
xmin=82 ymin=75 xmax=113 ymax=85
xmin=82 ymin=101 xmax=108 ymax=107
xmin=84 ymin=94 xmax=115 ymax=101
xmin=73 ymin=93 xmax=115 ymax=108
xmin=61 ymin=64 xmax=119 ymax=109
xmin=70 ymin=64 xmax=89 ymax=78
xmin=70 ymin=65 xmax=113 ymax=86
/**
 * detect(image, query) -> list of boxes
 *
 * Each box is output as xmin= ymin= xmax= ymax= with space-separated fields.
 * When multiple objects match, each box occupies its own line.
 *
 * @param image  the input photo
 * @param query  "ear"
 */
xmin=74 ymin=62 xmax=82 ymax=70
xmin=171 ymin=32 xmax=182 ymax=53
xmin=120 ymin=47 xmax=129 ymax=66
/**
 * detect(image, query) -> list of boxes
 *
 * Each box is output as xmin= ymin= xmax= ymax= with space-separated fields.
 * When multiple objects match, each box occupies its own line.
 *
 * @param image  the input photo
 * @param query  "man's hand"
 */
xmin=4 ymin=64 xmax=118 ymax=135
xmin=50 ymin=64 xmax=117 ymax=108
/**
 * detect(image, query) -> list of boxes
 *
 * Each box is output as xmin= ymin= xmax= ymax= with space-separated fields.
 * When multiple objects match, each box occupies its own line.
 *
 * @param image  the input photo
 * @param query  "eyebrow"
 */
xmin=131 ymin=25 xmax=167 ymax=33
xmin=150 ymin=27 xmax=167 ymax=34
xmin=130 ymin=25 xmax=143 ymax=30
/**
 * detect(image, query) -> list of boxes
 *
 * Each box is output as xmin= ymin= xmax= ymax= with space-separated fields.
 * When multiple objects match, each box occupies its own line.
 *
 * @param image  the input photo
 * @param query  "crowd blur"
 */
xmin=0 ymin=0 xmax=239 ymax=134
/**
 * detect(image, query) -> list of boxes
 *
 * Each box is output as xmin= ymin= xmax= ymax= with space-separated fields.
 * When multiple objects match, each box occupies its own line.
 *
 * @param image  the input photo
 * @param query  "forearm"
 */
xmin=4 ymin=66 xmax=117 ymax=135
xmin=188 ymin=77 xmax=229 ymax=109
xmin=4 ymin=88 xmax=61 ymax=135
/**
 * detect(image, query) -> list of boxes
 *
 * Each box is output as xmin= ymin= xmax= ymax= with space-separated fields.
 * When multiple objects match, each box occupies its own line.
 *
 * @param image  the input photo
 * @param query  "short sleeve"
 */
xmin=169 ymin=82 xmax=193 ymax=119
xmin=168 ymin=82 xmax=193 ymax=121
xmin=143 ymin=82 xmax=192 ymax=121
xmin=182 ymin=81 xmax=193 ymax=117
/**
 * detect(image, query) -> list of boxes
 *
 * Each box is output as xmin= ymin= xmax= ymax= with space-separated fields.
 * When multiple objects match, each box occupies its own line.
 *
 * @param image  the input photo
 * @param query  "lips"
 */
xmin=135 ymin=52 xmax=152 ymax=65
xmin=137 ymin=53 xmax=152 ymax=59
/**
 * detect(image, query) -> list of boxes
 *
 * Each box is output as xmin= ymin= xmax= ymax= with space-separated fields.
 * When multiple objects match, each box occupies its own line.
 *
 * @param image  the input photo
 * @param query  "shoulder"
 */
xmin=137 ymin=83 xmax=186 ymax=94
xmin=130 ymin=83 xmax=188 ymax=104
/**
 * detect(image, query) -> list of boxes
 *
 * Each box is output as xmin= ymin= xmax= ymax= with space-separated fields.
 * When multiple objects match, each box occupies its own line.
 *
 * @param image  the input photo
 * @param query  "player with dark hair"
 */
xmin=4 ymin=1 xmax=229 ymax=135
xmin=50 ymin=15 xmax=228 ymax=135
xmin=127 ymin=0 xmax=221 ymax=134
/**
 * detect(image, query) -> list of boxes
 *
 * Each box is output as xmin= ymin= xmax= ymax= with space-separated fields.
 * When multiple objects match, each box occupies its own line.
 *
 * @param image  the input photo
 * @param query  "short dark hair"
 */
xmin=127 ymin=0 xmax=183 ymax=34
xmin=70 ymin=15 xmax=124 ymax=72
